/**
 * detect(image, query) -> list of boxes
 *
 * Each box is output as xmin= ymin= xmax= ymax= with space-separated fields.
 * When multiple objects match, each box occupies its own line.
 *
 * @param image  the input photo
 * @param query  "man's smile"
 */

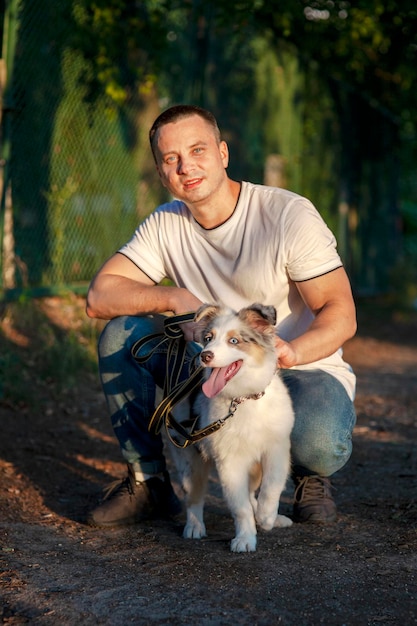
xmin=183 ymin=177 xmax=203 ymax=190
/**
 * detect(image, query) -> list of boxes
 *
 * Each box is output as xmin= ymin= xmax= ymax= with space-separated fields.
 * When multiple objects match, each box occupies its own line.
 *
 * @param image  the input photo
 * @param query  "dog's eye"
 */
xmin=203 ymin=333 xmax=212 ymax=344
xmin=229 ymin=337 xmax=239 ymax=345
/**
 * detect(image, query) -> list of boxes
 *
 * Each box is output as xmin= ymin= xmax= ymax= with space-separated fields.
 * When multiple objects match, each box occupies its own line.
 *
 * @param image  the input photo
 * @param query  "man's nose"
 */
xmin=177 ymin=156 xmax=195 ymax=174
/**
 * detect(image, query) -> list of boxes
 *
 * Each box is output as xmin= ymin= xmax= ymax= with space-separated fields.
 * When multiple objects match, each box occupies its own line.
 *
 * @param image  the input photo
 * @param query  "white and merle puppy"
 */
xmin=173 ymin=303 xmax=294 ymax=553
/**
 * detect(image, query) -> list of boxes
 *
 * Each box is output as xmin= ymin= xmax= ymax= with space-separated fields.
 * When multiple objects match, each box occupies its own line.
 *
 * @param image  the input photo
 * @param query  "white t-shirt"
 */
xmin=119 ymin=181 xmax=356 ymax=399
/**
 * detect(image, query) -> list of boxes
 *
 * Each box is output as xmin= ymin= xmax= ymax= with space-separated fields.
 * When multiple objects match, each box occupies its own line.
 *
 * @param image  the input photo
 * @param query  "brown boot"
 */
xmin=87 ymin=465 xmax=182 ymax=528
xmin=293 ymin=475 xmax=337 ymax=523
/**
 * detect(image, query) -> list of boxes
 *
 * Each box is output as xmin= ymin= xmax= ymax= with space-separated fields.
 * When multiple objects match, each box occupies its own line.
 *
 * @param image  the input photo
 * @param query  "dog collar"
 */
xmin=232 ymin=391 xmax=265 ymax=405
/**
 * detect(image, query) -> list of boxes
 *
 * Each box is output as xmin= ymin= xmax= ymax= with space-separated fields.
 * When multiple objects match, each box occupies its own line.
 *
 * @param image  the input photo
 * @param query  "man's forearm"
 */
xmin=276 ymin=301 xmax=357 ymax=368
xmin=86 ymin=275 xmax=201 ymax=320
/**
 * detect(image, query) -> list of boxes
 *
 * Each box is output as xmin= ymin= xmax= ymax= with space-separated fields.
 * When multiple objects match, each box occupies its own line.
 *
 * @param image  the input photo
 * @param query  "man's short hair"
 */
xmin=149 ymin=104 xmax=221 ymax=157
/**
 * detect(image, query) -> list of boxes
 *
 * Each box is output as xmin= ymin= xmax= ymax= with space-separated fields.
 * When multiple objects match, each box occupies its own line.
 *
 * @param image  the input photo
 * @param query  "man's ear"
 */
xmin=219 ymin=140 xmax=229 ymax=168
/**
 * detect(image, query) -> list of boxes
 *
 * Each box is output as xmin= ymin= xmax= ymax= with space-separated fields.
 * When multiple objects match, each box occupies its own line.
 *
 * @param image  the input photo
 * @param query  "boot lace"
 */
xmin=294 ymin=475 xmax=333 ymax=504
xmin=101 ymin=476 xmax=134 ymax=502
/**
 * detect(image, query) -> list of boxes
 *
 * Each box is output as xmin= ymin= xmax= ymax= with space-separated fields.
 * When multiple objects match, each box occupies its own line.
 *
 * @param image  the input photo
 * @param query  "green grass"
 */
xmin=0 ymin=295 xmax=104 ymax=407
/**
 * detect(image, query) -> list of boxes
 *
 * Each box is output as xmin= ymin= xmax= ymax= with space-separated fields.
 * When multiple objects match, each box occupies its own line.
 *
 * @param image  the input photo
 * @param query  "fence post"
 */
xmin=264 ymin=154 xmax=287 ymax=189
xmin=1 ymin=0 xmax=19 ymax=291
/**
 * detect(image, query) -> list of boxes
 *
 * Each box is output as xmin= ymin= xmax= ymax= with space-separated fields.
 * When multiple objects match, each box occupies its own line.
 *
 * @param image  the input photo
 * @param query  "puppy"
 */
xmin=172 ymin=303 xmax=294 ymax=553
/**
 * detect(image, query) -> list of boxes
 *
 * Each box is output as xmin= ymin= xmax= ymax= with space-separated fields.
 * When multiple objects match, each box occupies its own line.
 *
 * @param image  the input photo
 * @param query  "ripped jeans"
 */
xmin=98 ymin=315 xmax=356 ymax=477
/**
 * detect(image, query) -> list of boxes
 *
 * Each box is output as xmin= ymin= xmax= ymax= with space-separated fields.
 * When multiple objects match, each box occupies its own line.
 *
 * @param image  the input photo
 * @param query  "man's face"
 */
xmin=154 ymin=115 xmax=229 ymax=207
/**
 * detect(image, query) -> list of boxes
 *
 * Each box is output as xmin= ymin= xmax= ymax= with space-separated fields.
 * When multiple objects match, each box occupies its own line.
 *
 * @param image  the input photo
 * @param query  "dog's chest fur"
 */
xmin=194 ymin=374 xmax=293 ymax=463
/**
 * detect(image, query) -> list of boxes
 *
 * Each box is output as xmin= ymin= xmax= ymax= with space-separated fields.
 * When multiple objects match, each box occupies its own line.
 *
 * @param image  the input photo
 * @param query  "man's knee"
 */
xmin=291 ymin=428 xmax=353 ymax=476
xmin=99 ymin=316 xmax=130 ymax=358
xmin=98 ymin=315 xmax=164 ymax=359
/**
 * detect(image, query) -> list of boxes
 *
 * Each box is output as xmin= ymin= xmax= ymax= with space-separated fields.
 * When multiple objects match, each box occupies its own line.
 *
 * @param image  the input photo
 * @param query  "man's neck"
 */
xmin=188 ymin=179 xmax=241 ymax=230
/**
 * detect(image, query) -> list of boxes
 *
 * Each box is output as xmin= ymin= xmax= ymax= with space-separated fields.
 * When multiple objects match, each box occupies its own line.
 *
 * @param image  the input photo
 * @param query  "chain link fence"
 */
xmin=1 ymin=0 xmax=162 ymax=300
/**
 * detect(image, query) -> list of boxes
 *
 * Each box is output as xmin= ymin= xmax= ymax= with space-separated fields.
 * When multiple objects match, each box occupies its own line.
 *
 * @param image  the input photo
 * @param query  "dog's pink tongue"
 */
xmin=202 ymin=361 xmax=242 ymax=398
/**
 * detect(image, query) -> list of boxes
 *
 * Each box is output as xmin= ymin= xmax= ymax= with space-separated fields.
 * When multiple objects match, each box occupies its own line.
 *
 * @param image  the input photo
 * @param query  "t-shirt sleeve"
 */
xmin=118 ymin=210 xmax=167 ymax=284
xmin=283 ymin=198 xmax=343 ymax=282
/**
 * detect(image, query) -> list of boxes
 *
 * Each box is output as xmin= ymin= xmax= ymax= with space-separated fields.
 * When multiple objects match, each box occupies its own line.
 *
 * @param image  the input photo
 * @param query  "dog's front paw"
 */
xmin=257 ymin=512 xmax=293 ymax=530
xmin=230 ymin=534 xmax=257 ymax=553
xmin=273 ymin=514 xmax=293 ymax=528
xmin=183 ymin=521 xmax=207 ymax=540
xmin=256 ymin=510 xmax=276 ymax=530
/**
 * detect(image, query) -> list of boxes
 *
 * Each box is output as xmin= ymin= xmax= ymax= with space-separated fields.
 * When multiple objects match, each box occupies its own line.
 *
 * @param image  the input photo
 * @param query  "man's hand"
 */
xmin=275 ymin=336 xmax=298 ymax=369
xmin=169 ymin=291 xmax=203 ymax=317
xmin=181 ymin=320 xmax=201 ymax=343
xmin=273 ymin=267 xmax=357 ymax=368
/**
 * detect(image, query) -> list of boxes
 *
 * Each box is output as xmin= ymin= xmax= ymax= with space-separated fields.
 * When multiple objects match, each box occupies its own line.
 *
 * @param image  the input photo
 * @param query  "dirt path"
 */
xmin=0 ymin=301 xmax=416 ymax=625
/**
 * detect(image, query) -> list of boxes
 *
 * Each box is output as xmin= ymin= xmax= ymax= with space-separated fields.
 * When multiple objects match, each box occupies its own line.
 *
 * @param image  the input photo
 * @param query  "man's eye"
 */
xmin=165 ymin=155 xmax=177 ymax=163
xmin=229 ymin=337 xmax=239 ymax=344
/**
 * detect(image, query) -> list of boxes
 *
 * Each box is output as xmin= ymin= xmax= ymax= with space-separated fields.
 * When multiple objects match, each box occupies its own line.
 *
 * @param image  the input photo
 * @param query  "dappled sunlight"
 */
xmin=344 ymin=335 xmax=417 ymax=372
xmin=353 ymin=388 xmax=417 ymax=448
xmin=77 ymin=422 xmax=118 ymax=445
xmin=0 ymin=459 xmax=49 ymax=522
xmin=0 ymin=295 xmax=104 ymax=356
xmin=0 ymin=297 xmax=104 ymax=405
xmin=355 ymin=394 xmax=416 ymax=419
xmin=63 ymin=455 xmax=125 ymax=480
xmin=39 ymin=295 xmax=105 ymax=336
xmin=0 ymin=315 xmax=30 ymax=347
xmin=354 ymin=424 xmax=410 ymax=445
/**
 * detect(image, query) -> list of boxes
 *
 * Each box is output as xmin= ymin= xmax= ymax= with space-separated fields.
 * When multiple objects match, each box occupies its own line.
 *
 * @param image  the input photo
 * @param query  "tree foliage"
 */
xmin=71 ymin=0 xmax=171 ymax=106
xmin=250 ymin=1 xmax=417 ymax=122
xmin=69 ymin=1 xmax=417 ymax=130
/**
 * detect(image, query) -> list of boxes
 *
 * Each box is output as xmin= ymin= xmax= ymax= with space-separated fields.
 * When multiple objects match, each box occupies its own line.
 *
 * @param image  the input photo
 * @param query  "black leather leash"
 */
xmin=131 ymin=312 xmax=266 ymax=448
xmin=130 ymin=312 xmax=221 ymax=448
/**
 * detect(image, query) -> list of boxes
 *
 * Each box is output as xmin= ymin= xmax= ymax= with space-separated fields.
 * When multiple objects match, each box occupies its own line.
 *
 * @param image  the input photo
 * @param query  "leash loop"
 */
xmin=131 ymin=313 xmax=206 ymax=447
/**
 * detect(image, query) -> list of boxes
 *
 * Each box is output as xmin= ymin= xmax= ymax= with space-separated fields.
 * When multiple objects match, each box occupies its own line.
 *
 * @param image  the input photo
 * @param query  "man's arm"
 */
xmin=275 ymin=267 xmax=357 ymax=368
xmin=86 ymin=253 xmax=202 ymax=320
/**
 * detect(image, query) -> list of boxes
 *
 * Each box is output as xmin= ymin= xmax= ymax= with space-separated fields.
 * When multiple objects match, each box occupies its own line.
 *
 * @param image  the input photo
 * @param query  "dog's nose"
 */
xmin=201 ymin=350 xmax=214 ymax=364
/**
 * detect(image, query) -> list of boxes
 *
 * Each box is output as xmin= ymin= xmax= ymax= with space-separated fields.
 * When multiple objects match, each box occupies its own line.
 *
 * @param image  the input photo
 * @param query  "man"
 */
xmin=86 ymin=104 xmax=357 ymax=528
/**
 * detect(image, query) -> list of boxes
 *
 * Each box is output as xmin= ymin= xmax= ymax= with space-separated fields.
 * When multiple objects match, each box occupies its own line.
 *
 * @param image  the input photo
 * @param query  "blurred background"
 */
xmin=1 ymin=0 xmax=416 ymax=303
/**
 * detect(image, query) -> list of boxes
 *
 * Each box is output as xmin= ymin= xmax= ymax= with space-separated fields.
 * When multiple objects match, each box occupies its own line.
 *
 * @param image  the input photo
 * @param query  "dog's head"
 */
xmin=194 ymin=303 xmax=278 ymax=399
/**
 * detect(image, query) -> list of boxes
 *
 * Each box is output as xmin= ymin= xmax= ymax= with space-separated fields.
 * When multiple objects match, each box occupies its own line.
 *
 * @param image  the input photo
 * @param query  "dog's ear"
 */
xmin=239 ymin=303 xmax=277 ymax=334
xmin=247 ymin=303 xmax=277 ymax=326
xmin=194 ymin=303 xmax=221 ymax=324
xmin=193 ymin=304 xmax=222 ymax=343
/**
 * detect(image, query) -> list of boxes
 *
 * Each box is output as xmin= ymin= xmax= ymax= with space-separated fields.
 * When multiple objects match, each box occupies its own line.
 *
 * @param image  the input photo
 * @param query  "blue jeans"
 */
xmin=98 ymin=315 xmax=356 ymax=477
